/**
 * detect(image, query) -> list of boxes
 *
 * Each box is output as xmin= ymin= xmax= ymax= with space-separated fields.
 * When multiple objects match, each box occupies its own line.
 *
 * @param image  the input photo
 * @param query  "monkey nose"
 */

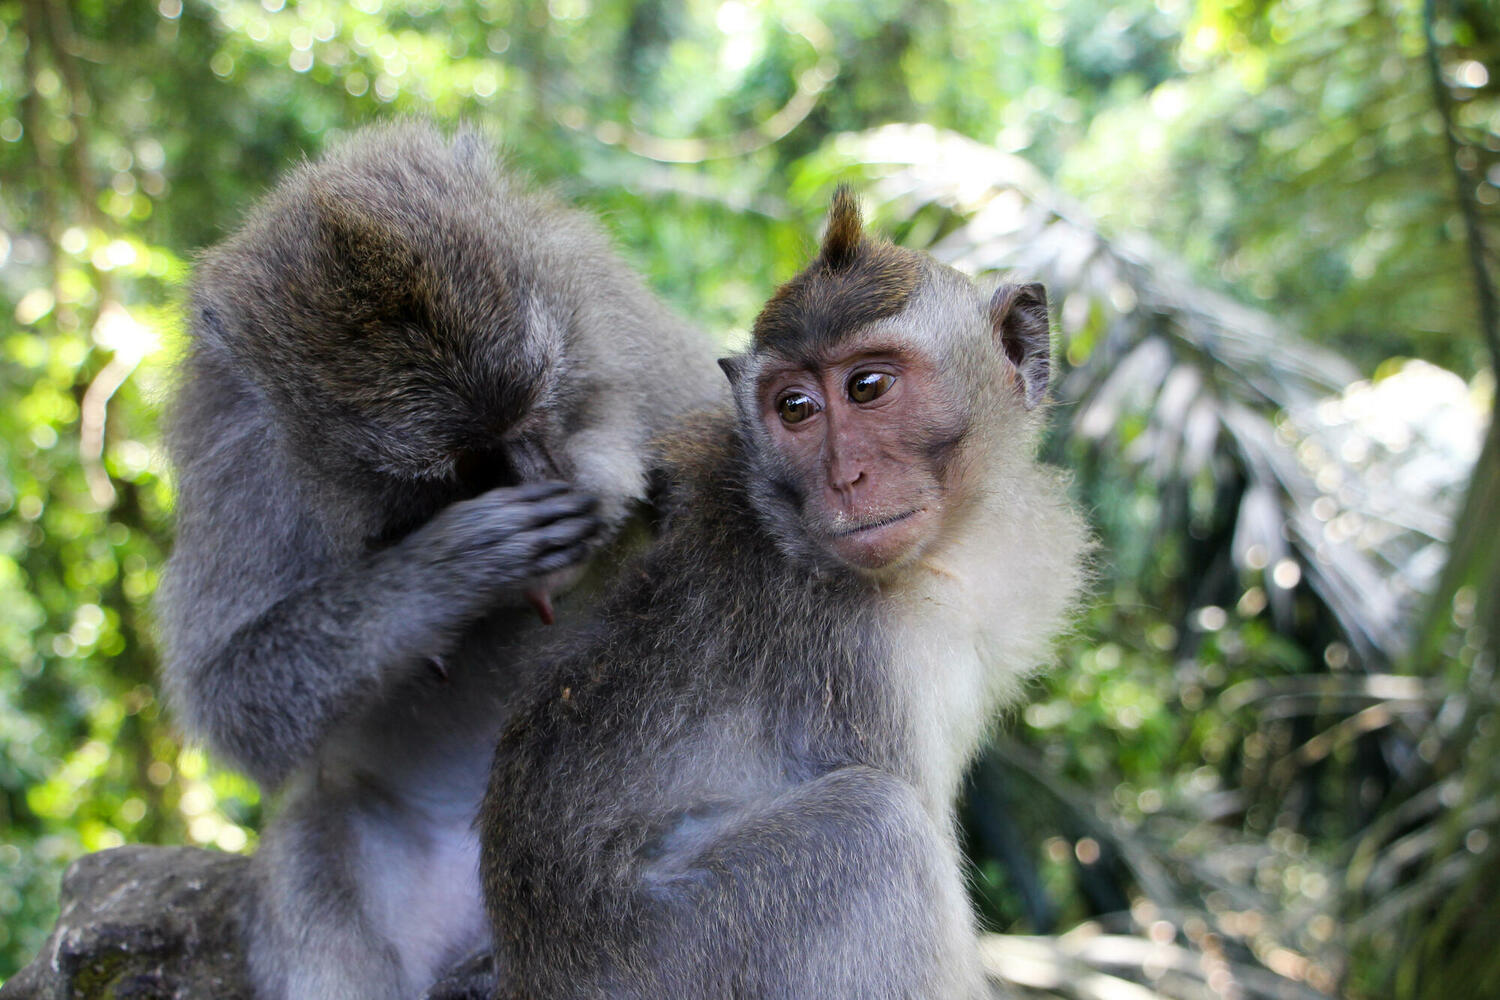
xmin=825 ymin=465 xmax=867 ymax=504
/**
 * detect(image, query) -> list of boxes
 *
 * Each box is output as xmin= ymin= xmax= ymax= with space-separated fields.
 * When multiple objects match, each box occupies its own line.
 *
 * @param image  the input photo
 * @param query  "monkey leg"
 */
xmin=246 ymin=776 xmax=488 ymax=1000
xmin=610 ymin=766 xmax=985 ymax=1000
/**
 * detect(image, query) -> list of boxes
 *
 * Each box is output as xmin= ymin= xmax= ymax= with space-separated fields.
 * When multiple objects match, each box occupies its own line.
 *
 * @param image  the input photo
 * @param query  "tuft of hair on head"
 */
xmin=820 ymin=185 xmax=864 ymax=271
xmin=747 ymin=185 xmax=922 ymax=357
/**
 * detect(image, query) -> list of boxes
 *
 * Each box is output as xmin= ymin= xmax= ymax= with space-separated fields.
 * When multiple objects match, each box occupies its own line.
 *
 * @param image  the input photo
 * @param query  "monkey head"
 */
xmin=720 ymin=188 xmax=1052 ymax=575
xmin=191 ymin=125 xmax=566 ymax=510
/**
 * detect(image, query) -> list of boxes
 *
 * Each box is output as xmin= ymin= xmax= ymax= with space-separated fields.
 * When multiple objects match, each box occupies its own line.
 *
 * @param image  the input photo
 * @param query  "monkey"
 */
xmin=155 ymin=121 xmax=723 ymax=1000
xmin=478 ymin=189 xmax=1089 ymax=999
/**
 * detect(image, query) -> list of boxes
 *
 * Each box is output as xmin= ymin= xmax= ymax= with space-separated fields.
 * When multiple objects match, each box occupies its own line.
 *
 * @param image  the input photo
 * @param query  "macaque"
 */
xmin=479 ymin=189 xmax=1088 ymax=998
xmin=157 ymin=122 xmax=722 ymax=1000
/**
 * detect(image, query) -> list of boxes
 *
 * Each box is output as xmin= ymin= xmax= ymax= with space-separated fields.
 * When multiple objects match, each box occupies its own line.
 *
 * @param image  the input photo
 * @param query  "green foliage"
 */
xmin=1064 ymin=0 xmax=1500 ymax=375
xmin=1 ymin=1 xmax=1495 ymax=996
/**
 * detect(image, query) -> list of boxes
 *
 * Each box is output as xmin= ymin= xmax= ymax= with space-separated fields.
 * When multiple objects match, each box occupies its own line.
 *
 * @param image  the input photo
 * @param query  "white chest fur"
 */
xmin=885 ymin=463 xmax=1088 ymax=817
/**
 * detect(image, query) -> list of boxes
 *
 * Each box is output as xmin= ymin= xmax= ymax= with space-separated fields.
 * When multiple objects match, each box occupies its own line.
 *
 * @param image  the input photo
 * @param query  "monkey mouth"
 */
xmin=823 ymin=506 xmax=936 ymax=571
xmin=833 ymin=508 xmax=920 ymax=537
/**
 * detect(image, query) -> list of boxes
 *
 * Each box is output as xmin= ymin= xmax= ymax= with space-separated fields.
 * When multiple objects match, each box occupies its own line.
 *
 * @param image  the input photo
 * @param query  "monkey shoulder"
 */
xmin=494 ymin=508 xmax=881 ymax=803
xmin=161 ymin=341 xmax=331 ymax=604
xmin=165 ymin=334 xmax=273 ymax=474
xmin=648 ymin=409 xmax=765 ymax=538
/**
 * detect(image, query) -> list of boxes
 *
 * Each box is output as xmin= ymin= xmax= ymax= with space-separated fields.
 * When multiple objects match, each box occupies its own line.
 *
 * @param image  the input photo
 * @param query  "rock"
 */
xmin=1 ymin=846 xmax=1038 ymax=999
xmin=0 ymin=846 xmax=252 ymax=1000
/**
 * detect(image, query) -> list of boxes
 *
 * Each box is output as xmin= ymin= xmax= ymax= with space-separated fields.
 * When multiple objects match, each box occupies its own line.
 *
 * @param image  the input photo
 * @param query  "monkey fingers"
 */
xmin=485 ymin=491 xmax=601 ymax=553
xmin=500 ymin=480 xmax=576 ymax=503
xmin=516 ymin=510 xmax=602 ymax=574
xmin=516 ymin=516 xmax=599 ymax=625
xmin=461 ymin=492 xmax=600 ymax=625
xmin=437 ymin=487 xmax=594 ymax=548
xmin=460 ymin=484 xmax=597 ymax=537
xmin=509 ymin=486 xmax=600 ymax=531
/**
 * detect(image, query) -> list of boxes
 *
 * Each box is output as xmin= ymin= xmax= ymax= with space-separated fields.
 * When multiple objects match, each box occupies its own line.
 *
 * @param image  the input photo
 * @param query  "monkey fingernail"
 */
xmin=525 ymin=587 xmax=556 ymax=626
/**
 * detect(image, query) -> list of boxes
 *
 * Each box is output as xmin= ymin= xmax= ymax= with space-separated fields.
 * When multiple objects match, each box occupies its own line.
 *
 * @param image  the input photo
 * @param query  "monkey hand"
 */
xmin=409 ymin=481 xmax=602 ymax=608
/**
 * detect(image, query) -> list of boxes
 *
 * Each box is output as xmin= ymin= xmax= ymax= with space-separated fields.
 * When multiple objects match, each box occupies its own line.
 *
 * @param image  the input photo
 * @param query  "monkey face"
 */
xmin=754 ymin=334 xmax=968 ymax=572
xmin=723 ymin=186 xmax=1052 ymax=576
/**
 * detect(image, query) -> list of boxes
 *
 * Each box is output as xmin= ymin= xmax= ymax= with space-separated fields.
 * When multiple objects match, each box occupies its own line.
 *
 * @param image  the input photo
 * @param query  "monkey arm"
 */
xmin=492 ymin=767 xmax=985 ymax=1000
xmin=161 ymin=486 xmax=598 ymax=787
xmin=158 ymin=366 xmax=600 ymax=787
xmin=642 ymin=768 xmax=984 ymax=1000
xmin=160 ymin=547 xmax=430 ymax=789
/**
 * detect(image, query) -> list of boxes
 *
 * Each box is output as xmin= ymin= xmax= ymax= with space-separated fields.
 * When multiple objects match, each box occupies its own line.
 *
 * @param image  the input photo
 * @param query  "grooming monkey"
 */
xmin=480 ymin=190 xmax=1089 ymax=998
xmin=156 ymin=122 xmax=721 ymax=1000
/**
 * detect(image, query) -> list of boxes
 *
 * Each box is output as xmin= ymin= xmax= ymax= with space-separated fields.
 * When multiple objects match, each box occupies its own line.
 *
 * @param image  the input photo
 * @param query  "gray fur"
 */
xmin=480 ymin=197 xmax=1088 ymax=998
xmin=157 ymin=121 xmax=721 ymax=1000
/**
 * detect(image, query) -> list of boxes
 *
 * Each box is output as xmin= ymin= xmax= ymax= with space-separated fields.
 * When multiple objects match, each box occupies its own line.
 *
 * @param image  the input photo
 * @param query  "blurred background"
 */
xmin=0 ymin=0 xmax=1496 ymax=996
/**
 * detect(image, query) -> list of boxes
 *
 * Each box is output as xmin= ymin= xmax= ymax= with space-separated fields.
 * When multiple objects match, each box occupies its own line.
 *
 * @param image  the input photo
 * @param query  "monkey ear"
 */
xmin=989 ymin=282 xmax=1051 ymax=408
xmin=820 ymin=185 xmax=863 ymax=271
xmin=452 ymin=128 xmax=486 ymax=165
xmin=717 ymin=355 xmax=747 ymax=385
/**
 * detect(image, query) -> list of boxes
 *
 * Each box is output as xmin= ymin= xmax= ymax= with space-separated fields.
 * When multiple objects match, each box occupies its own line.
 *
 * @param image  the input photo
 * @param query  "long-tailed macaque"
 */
xmin=479 ymin=189 xmax=1089 ymax=998
xmin=156 ymin=122 xmax=722 ymax=1000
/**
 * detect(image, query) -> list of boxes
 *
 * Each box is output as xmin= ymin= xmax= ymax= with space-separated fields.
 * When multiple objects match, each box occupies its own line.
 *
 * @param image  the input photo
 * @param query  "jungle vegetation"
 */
xmin=1 ymin=1 xmax=1496 ymax=996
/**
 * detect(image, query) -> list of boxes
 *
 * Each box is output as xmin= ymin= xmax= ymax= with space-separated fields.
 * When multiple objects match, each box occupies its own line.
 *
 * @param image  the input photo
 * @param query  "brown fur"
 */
xmin=751 ymin=189 xmax=921 ymax=359
xmin=820 ymin=184 xmax=864 ymax=269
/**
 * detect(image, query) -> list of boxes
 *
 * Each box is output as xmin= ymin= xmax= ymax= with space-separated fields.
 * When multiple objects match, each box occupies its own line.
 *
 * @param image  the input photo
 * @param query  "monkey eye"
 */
xmin=848 ymin=371 xmax=895 ymax=404
xmin=777 ymin=392 xmax=819 ymax=425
